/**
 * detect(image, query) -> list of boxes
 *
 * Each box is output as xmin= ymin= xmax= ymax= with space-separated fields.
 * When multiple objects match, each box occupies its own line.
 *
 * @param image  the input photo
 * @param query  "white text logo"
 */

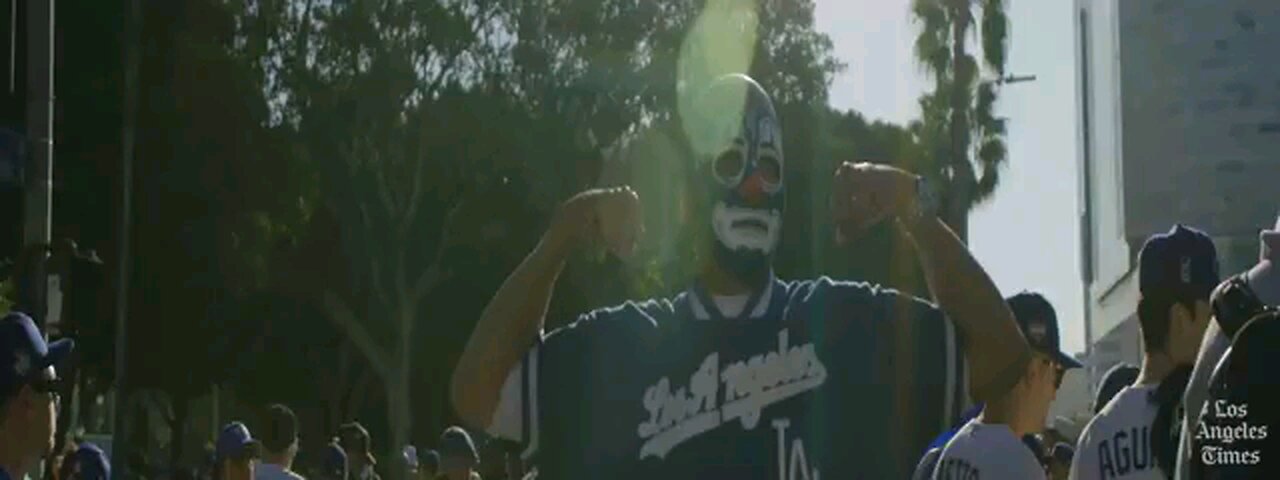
xmin=636 ymin=328 xmax=828 ymax=460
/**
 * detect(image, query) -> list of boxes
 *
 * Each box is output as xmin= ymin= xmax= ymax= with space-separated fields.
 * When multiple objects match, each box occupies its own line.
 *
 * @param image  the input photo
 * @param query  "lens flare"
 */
xmin=677 ymin=0 xmax=761 ymax=162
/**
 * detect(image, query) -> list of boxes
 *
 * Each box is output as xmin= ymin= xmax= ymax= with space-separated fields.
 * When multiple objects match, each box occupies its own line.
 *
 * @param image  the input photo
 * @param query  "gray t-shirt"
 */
xmin=932 ymin=420 xmax=1046 ymax=480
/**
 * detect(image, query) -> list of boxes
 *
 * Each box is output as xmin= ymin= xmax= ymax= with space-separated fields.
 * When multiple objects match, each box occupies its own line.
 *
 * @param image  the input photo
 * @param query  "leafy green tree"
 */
xmin=261 ymin=1 xmax=521 ymax=472
xmin=103 ymin=0 xmax=314 ymax=469
xmin=909 ymin=0 xmax=1009 ymax=241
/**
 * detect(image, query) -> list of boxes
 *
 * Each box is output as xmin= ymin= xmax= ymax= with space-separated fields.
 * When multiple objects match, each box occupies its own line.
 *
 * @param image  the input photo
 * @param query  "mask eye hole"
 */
xmin=757 ymin=153 xmax=782 ymax=189
xmin=713 ymin=148 xmax=746 ymax=186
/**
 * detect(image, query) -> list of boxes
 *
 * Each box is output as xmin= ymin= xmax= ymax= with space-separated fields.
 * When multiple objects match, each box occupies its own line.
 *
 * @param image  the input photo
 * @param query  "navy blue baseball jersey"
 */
xmin=487 ymin=276 xmax=969 ymax=479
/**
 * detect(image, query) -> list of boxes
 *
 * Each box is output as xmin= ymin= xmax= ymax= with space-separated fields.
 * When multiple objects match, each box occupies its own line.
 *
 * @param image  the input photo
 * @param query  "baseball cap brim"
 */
xmin=39 ymin=338 xmax=75 ymax=371
xmin=1050 ymin=349 xmax=1084 ymax=369
xmin=222 ymin=440 xmax=262 ymax=461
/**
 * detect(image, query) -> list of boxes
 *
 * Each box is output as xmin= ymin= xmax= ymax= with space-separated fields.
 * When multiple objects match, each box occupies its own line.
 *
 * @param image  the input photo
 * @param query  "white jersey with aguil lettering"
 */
xmin=931 ymin=419 xmax=1046 ymax=480
xmin=1071 ymin=384 xmax=1164 ymax=480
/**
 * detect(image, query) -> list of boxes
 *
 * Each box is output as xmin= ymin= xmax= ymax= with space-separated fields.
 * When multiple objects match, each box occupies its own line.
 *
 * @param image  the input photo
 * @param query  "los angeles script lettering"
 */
xmin=636 ymin=328 xmax=829 ymax=461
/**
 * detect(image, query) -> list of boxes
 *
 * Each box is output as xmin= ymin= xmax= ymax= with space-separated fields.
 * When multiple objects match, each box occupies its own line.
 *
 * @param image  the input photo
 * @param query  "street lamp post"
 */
xmin=25 ymin=0 xmax=56 ymax=332
xmin=113 ymin=0 xmax=141 ymax=473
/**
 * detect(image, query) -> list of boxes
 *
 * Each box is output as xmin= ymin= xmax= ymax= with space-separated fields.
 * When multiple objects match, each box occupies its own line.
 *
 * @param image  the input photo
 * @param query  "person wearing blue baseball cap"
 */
xmin=1072 ymin=224 xmax=1219 ymax=480
xmin=929 ymin=292 xmax=1081 ymax=480
xmin=64 ymin=442 xmax=110 ymax=480
xmin=0 ymin=312 xmax=74 ymax=480
xmin=1093 ymin=363 xmax=1140 ymax=415
xmin=1174 ymin=213 xmax=1280 ymax=479
xmin=215 ymin=422 xmax=263 ymax=480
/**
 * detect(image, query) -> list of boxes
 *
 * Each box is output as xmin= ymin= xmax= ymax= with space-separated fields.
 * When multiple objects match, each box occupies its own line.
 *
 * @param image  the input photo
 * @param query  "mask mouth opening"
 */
xmin=731 ymin=218 xmax=769 ymax=232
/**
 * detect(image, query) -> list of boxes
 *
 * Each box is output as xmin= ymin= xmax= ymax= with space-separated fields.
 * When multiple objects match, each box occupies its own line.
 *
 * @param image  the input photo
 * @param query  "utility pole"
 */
xmin=24 ymin=0 xmax=55 ymax=329
xmin=113 ymin=0 xmax=140 ymax=473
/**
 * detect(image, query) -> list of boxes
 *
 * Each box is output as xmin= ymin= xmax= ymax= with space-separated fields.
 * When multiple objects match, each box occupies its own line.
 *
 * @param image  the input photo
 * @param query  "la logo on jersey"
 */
xmin=636 ymin=328 xmax=829 ymax=462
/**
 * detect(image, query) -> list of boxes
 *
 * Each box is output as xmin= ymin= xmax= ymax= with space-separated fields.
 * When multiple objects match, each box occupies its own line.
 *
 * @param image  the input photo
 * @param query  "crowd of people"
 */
xmin=197 ymin=407 xmax=511 ymax=480
xmin=447 ymin=74 xmax=1280 ymax=479
xmin=912 ymin=221 xmax=1280 ymax=479
xmin=2 ymin=72 xmax=1278 ymax=480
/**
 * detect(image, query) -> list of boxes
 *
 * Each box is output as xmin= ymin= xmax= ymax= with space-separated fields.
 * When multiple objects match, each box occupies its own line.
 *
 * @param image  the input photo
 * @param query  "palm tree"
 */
xmin=909 ymin=0 xmax=1009 ymax=242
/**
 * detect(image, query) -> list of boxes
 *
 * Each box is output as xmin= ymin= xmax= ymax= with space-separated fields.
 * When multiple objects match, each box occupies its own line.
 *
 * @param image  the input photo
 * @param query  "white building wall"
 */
xmin=1076 ymin=0 xmax=1137 ymax=390
xmin=1076 ymin=0 xmax=1280 ymax=403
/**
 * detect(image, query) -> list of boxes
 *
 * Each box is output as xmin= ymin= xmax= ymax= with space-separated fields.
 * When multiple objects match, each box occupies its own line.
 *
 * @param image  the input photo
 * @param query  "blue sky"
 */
xmin=813 ymin=0 xmax=1086 ymax=355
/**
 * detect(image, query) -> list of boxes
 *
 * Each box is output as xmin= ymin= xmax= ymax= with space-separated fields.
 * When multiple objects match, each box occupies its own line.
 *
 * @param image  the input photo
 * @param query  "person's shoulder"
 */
xmin=783 ymin=276 xmax=907 ymax=303
xmin=255 ymin=466 xmax=305 ymax=480
xmin=545 ymin=295 xmax=680 ymax=339
xmin=1081 ymin=387 xmax=1147 ymax=440
xmin=948 ymin=420 xmax=996 ymax=449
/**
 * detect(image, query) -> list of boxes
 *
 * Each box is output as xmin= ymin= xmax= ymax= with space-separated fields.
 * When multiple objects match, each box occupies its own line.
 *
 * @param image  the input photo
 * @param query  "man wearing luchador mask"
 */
xmin=451 ymin=73 xmax=1032 ymax=479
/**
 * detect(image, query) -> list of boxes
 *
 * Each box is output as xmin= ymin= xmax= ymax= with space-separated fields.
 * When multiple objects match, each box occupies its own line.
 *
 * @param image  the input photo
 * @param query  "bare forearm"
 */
xmin=452 ymin=220 xmax=575 ymax=429
xmin=900 ymin=217 xmax=1031 ymax=402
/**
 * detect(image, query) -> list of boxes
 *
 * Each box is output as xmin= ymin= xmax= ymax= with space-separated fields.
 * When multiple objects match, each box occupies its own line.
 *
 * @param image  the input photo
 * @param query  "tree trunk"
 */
xmin=349 ymin=368 xmax=375 ymax=422
xmin=384 ymin=369 xmax=412 ymax=480
xmin=386 ymin=302 xmax=415 ymax=480
xmin=943 ymin=180 xmax=972 ymax=244
xmin=170 ymin=395 xmax=190 ymax=471
xmin=946 ymin=1 xmax=972 ymax=245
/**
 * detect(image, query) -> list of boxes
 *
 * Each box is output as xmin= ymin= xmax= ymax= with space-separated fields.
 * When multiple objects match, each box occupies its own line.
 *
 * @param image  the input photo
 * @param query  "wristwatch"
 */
xmin=909 ymin=175 xmax=939 ymax=223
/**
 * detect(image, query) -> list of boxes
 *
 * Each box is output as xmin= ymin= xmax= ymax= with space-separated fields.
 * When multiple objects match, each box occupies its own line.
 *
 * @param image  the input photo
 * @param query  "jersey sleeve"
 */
xmin=818 ymin=278 xmax=970 ymax=456
xmin=483 ymin=309 xmax=600 ymax=455
xmin=483 ymin=301 xmax=670 ymax=461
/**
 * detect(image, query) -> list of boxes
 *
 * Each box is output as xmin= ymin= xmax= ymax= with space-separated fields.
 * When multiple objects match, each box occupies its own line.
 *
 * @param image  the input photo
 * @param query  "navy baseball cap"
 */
xmin=1093 ymin=363 xmax=1139 ymax=414
xmin=1007 ymin=292 xmax=1083 ymax=369
xmin=1139 ymin=224 xmax=1220 ymax=300
xmin=215 ymin=422 xmax=262 ymax=462
xmin=417 ymin=449 xmax=440 ymax=476
xmin=72 ymin=442 xmax=111 ymax=480
xmin=0 ymin=312 xmax=74 ymax=396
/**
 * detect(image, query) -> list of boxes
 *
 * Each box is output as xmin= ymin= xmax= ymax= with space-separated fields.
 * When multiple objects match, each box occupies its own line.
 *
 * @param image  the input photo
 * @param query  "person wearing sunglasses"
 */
xmin=930 ymin=292 xmax=1081 ymax=480
xmin=1071 ymin=225 xmax=1220 ymax=480
xmin=0 ymin=312 xmax=74 ymax=480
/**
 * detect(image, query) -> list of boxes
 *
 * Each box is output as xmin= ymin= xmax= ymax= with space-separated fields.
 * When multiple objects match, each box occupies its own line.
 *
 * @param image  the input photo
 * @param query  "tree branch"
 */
xmin=411 ymin=199 xmax=464 ymax=301
xmin=367 ymin=140 xmax=398 ymax=220
xmin=398 ymin=140 xmax=427 ymax=245
xmin=369 ymin=257 xmax=395 ymax=314
xmin=323 ymin=290 xmax=393 ymax=381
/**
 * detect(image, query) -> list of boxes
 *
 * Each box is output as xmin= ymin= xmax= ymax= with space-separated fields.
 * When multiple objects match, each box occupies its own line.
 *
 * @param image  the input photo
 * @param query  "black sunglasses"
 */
xmin=1037 ymin=355 xmax=1065 ymax=390
xmin=29 ymin=376 xmax=62 ymax=404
